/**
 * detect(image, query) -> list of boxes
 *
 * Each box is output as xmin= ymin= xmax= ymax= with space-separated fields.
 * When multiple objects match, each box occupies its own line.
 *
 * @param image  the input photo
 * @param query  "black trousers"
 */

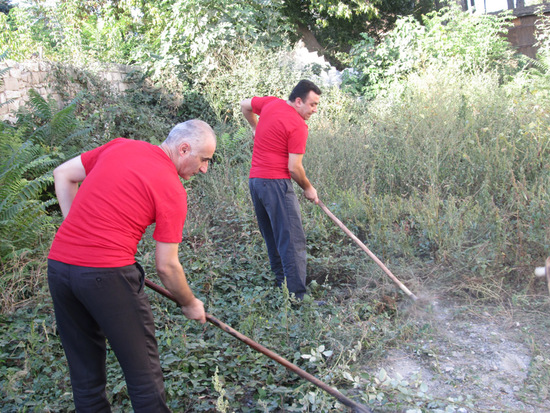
xmin=47 ymin=259 xmax=171 ymax=413
xmin=249 ymin=178 xmax=307 ymax=299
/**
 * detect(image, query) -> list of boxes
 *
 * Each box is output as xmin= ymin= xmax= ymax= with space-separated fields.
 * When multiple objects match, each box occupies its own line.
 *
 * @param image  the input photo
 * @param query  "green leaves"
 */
xmin=344 ymin=5 xmax=517 ymax=98
xmin=0 ymin=140 xmax=55 ymax=261
xmin=0 ymin=87 xmax=91 ymax=261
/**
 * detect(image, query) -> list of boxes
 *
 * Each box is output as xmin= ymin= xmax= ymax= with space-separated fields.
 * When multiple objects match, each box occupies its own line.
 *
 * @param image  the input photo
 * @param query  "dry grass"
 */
xmin=0 ymin=249 xmax=49 ymax=314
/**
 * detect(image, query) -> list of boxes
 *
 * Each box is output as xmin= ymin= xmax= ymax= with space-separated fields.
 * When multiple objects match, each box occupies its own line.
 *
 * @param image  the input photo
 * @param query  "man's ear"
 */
xmin=179 ymin=142 xmax=191 ymax=155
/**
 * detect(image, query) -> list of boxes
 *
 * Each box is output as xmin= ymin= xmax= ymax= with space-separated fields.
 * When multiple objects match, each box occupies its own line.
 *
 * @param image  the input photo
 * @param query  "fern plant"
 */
xmin=0 ymin=50 xmax=11 ymax=109
xmin=0 ymin=139 xmax=57 ymax=261
xmin=16 ymin=89 xmax=92 ymax=154
xmin=0 ymin=88 xmax=92 ymax=262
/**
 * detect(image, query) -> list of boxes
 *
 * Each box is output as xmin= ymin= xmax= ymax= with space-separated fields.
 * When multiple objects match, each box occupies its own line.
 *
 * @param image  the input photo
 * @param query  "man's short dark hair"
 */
xmin=288 ymin=80 xmax=322 ymax=102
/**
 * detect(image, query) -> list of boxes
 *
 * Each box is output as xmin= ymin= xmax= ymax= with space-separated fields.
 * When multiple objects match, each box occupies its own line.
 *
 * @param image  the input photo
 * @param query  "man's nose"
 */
xmin=200 ymin=163 xmax=208 ymax=173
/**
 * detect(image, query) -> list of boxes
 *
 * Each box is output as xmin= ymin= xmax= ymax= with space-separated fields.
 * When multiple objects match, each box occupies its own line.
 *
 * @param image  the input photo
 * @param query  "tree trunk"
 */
xmin=295 ymin=23 xmax=347 ymax=71
xmin=516 ymin=0 xmax=525 ymax=8
xmin=296 ymin=24 xmax=324 ymax=54
xmin=507 ymin=0 xmax=514 ymax=9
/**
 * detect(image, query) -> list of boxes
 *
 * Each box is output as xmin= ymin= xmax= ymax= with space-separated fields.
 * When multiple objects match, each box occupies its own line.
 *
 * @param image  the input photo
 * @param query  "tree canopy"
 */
xmin=1 ymin=0 xmax=441 ymax=70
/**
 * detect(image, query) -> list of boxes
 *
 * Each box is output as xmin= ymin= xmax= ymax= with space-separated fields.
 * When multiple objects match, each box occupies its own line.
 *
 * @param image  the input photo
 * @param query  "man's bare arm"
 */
xmin=53 ymin=156 xmax=87 ymax=218
xmin=288 ymin=153 xmax=318 ymax=204
xmin=240 ymin=99 xmax=258 ymax=133
xmin=155 ymin=241 xmax=206 ymax=324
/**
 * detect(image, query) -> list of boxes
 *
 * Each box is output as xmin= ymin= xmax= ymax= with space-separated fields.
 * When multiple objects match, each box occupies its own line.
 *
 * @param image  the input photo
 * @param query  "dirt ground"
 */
xmin=367 ymin=292 xmax=550 ymax=412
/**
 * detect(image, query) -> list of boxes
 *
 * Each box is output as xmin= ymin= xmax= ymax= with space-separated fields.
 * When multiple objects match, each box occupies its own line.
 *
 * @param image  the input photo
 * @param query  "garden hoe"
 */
xmin=144 ymin=278 xmax=372 ymax=413
xmin=318 ymin=200 xmax=418 ymax=302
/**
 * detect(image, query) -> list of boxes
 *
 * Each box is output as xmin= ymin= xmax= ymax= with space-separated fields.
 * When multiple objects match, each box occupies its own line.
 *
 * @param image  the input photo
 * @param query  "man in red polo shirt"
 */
xmin=47 ymin=119 xmax=216 ymax=412
xmin=240 ymin=80 xmax=321 ymax=300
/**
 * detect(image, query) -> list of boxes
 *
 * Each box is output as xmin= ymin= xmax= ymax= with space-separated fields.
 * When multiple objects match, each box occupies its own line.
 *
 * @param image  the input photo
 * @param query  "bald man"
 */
xmin=47 ymin=120 xmax=216 ymax=412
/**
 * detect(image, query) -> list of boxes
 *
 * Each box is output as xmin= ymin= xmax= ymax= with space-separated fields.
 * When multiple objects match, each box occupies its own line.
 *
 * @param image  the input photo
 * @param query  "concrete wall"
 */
xmin=0 ymin=59 xmax=137 ymax=123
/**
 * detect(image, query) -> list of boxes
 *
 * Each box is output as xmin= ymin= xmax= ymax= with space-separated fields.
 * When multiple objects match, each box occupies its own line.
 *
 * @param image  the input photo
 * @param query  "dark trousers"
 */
xmin=249 ymin=178 xmax=307 ymax=299
xmin=47 ymin=259 xmax=171 ymax=413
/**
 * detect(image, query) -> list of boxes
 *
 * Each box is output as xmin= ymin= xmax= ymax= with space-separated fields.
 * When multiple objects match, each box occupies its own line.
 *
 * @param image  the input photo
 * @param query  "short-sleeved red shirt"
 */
xmin=249 ymin=96 xmax=308 ymax=179
xmin=48 ymin=138 xmax=187 ymax=267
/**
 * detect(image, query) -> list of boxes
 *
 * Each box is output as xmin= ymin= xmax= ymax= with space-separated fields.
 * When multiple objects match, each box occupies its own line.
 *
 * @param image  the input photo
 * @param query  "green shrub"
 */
xmin=343 ymin=5 xmax=518 ymax=98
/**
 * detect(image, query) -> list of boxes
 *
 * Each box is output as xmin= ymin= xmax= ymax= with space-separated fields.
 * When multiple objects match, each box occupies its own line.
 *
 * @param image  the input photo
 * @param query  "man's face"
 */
xmin=296 ymin=91 xmax=320 ymax=121
xmin=177 ymin=138 xmax=216 ymax=180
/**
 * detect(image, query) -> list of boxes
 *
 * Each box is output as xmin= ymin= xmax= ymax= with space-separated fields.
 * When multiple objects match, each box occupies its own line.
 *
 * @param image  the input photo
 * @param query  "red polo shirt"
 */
xmin=249 ymin=96 xmax=308 ymax=179
xmin=48 ymin=138 xmax=187 ymax=267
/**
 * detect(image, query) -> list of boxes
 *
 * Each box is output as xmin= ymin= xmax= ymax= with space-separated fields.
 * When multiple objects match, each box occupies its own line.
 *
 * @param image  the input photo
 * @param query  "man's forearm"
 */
xmin=157 ymin=264 xmax=196 ymax=307
xmin=288 ymin=153 xmax=318 ymax=203
xmin=290 ymin=166 xmax=313 ymax=192
xmin=55 ymin=180 xmax=79 ymax=218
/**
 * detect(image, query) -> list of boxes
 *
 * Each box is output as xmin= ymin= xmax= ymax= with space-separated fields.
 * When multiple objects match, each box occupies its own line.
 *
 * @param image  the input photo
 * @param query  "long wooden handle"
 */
xmin=144 ymin=278 xmax=372 ymax=413
xmin=318 ymin=200 xmax=418 ymax=301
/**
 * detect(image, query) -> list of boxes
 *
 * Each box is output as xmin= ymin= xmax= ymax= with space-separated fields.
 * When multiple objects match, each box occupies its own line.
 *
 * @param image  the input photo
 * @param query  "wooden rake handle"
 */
xmin=318 ymin=200 xmax=418 ymax=301
xmin=144 ymin=278 xmax=372 ymax=413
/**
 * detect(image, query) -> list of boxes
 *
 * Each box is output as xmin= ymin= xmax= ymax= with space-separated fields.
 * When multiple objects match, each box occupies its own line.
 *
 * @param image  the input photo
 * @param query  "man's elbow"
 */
xmin=241 ymin=99 xmax=253 ymax=112
xmin=288 ymin=159 xmax=303 ymax=176
xmin=156 ymin=260 xmax=181 ymax=278
xmin=156 ymin=261 xmax=172 ymax=277
xmin=52 ymin=165 xmax=72 ymax=188
xmin=52 ymin=165 xmax=64 ymax=181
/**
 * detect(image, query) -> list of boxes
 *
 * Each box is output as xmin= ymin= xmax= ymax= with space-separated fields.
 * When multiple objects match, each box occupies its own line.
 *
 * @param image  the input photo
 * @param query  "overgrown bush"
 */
xmin=0 ymin=132 xmax=55 ymax=262
xmin=200 ymin=40 xmax=339 ymax=125
xmin=343 ymin=5 xmax=518 ymax=98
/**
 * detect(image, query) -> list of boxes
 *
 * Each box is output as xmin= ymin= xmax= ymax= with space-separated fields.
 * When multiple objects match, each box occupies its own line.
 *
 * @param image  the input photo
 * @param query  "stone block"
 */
xmin=33 ymin=71 xmax=48 ymax=84
xmin=4 ymin=77 xmax=20 ymax=90
xmin=10 ymin=67 xmax=23 ymax=78
xmin=111 ymin=72 xmax=122 ymax=82
xmin=5 ymin=90 xmax=22 ymax=99
xmin=38 ymin=62 xmax=50 ymax=71
xmin=20 ymin=71 xmax=32 ymax=83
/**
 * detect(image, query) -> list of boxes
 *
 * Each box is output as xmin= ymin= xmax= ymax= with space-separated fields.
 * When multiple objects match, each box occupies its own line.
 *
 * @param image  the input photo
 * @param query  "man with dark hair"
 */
xmin=240 ymin=79 xmax=321 ymax=300
xmin=47 ymin=119 xmax=216 ymax=412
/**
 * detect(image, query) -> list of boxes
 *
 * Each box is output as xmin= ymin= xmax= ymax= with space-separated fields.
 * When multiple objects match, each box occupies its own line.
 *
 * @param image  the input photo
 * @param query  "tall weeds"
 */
xmin=304 ymin=62 xmax=550 ymax=286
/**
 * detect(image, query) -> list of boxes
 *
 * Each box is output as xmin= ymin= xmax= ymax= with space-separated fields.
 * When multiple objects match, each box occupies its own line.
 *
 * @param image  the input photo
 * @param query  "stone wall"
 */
xmin=0 ymin=59 xmax=137 ymax=123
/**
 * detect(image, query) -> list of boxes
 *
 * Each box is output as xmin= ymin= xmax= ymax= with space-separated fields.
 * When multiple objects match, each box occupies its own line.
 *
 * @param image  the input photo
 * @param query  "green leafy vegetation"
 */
xmin=1 ymin=1 xmax=550 ymax=412
xmin=342 ymin=5 xmax=519 ymax=97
